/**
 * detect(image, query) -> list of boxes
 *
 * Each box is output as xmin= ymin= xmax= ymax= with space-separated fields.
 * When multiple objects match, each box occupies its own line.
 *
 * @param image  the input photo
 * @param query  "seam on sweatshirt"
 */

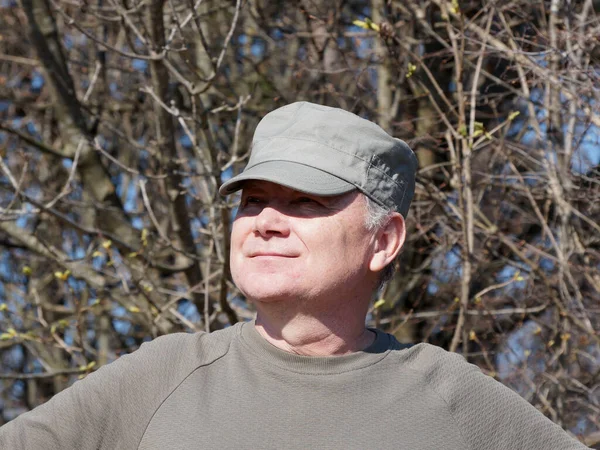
xmin=394 ymin=351 xmax=473 ymax=450
xmin=135 ymin=333 xmax=233 ymax=449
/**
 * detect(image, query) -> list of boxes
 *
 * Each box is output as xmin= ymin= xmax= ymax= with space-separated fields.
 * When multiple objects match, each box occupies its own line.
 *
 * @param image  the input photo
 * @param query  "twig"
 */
xmin=82 ymin=61 xmax=103 ymax=104
xmin=0 ymin=159 xmax=28 ymax=219
xmin=91 ymin=137 xmax=168 ymax=179
xmin=376 ymin=303 xmax=550 ymax=323
xmin=44 ymin=137 xmax=84 ymax=209
xmin=215 ymin=0 xmax=243 ymax=71
xmin=0 ymin=122 xmax=70 ymax=159
xmin=139 ymin=179 xmax=169 ymax=243
xmin=0 ymin=54 xmax=39 ymax=66
xmin=0 ymin=368 xmax=90 ymax=380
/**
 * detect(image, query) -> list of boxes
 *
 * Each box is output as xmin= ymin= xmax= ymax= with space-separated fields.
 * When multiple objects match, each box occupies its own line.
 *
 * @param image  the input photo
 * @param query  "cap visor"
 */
xmin=219 ymin=161 xmax=355 ymax=196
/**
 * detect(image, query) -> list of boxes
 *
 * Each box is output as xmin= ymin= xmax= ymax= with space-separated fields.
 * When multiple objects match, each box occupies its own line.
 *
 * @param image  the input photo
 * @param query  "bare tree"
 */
xmin=0 ymin=0 xmax=598 ymax=445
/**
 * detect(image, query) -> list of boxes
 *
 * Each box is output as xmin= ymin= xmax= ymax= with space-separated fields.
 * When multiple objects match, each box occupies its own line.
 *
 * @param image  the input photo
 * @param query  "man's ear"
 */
xmin=369 ymin=213 xmax=406 ymax=272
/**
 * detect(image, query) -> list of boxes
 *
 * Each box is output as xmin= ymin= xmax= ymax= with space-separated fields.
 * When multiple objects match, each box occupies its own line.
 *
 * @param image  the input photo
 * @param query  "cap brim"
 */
xmin=219 ymin=161 xmax=355 ymax=196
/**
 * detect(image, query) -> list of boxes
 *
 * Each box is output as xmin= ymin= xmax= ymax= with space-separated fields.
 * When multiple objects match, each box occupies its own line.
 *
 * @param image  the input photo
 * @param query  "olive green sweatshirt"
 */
xmin=0 ymin=321 xmax=588 ymax=449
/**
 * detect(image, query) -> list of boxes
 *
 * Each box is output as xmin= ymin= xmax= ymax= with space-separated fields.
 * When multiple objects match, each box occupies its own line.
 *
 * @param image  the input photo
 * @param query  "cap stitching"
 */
xmin=369 ymin=153 xmax=408 ymax=212
xmin=363 ymin=155 xmax=393 ymax=211
xmin=366 ymin=153 xmax=374 ymax=191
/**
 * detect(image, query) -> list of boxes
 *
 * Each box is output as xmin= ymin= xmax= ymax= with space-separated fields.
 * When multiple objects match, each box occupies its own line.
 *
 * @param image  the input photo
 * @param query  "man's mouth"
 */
xmin=248 ymin=252 xmax=297 ymax=258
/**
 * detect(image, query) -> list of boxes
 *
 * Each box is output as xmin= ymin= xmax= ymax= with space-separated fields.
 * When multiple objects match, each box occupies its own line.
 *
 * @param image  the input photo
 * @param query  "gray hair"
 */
xmin=364 ymin=195 xmax=397 ymax=290
xmin=365 ymin=195 xmax=393 ymax=231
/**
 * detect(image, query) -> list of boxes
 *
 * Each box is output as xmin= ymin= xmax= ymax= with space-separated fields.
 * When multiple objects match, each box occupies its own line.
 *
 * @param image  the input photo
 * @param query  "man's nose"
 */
xmin=253 ymin=206 xmax=291 ymax=238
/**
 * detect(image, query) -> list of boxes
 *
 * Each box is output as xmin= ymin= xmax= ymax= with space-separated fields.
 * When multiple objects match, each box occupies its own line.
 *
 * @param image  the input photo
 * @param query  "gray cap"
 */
xmin=219 ymin=102 xmax=418 ymax=217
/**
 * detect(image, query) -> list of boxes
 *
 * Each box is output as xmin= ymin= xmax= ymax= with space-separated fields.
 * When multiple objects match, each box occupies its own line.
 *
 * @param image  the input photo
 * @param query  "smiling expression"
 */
xmin=230 ymin=181 xmax=379 ymax=305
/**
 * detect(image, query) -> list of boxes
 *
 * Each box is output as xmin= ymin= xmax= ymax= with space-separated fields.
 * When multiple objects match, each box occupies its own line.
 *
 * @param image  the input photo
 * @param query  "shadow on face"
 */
xmin=234 ymin=180 xmax=362 ymax=221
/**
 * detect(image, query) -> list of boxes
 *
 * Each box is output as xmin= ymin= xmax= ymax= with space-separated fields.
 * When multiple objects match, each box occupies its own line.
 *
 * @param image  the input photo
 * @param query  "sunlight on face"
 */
xmin=230 ymin=181 xmax=377 ymax=305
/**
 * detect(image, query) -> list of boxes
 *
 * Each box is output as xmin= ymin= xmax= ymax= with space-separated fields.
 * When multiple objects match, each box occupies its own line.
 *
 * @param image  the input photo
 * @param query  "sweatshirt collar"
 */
xmin=238 ymin=320 xmax=400 ymax=375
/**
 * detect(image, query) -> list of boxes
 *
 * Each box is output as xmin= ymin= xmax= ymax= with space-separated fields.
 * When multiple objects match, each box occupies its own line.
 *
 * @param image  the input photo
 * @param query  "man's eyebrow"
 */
xmin=241 ymin=182 xmax=267 ymax=193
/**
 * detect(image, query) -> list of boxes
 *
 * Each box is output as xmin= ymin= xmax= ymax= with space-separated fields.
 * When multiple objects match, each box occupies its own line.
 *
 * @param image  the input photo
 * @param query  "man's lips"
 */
xmin=248 ymin=252 xmax=298 ymax=258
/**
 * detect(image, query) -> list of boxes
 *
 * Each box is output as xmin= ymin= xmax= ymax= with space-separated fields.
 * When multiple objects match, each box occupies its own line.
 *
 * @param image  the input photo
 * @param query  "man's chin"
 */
xmin=233 ymin=272 xmax=306 ymax=302
xmin=245 ymin=291 xmax=299 ymax=304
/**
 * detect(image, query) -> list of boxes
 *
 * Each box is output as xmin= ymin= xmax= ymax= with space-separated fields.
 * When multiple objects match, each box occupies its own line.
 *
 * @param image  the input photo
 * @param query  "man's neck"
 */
xmin=254 ymin=309 xmax=375 ymax=356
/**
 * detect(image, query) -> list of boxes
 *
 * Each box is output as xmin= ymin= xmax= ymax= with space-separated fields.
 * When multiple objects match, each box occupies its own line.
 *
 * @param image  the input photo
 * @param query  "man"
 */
xmin=0 ymin=102 xmax=588 ymax=449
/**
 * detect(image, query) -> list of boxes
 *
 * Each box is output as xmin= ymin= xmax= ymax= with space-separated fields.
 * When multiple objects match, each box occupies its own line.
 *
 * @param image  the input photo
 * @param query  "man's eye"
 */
xmin=240 ymin=196 xmax=263 ymax=207
xmin=295 ymin=197 xmax=324 ymax=206
xmin=296 ymin=197 xmax=316 ymax=204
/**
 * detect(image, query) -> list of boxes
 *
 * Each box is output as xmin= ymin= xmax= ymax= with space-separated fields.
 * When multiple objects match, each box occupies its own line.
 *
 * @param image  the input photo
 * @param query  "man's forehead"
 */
xmin=241 ymin=180 xmax=362 ymax=207
xmin=242 ymin=180 xmax=344 ymax=196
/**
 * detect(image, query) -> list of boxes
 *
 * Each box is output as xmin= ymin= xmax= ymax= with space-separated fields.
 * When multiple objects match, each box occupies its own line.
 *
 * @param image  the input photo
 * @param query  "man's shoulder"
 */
xmin=0 ymin=324 xmax=244 ymax=450
xmin=394 ymin=342 xmax=475 ymax=374
xmin=389 ymin=341 xmax=588 ymax=449
xmin=133 ymin=322 xmax=240 ymax=371
xmin=390 ymin=341 xmax=482 ymax=401
xmin=62 ymin=323 xmax=241 ymax=399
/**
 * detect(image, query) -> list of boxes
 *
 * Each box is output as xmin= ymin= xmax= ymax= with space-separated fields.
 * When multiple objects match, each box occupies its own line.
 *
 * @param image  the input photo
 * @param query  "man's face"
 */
xmin=230 ymin=181 xmax=377 ymax=304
